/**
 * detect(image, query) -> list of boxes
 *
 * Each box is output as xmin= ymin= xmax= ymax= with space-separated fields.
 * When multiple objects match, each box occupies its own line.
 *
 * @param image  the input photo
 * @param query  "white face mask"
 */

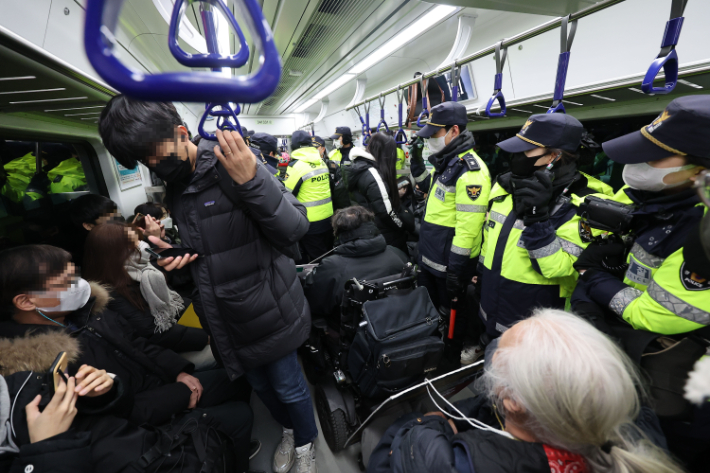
xmin=334 ymin=139 xmax=343 ymax=149
xmin=161 ymin=216 xmax=173 ymax=229
xmin=35 ymin=277 xmax=91 ymax=313
xmin=622 ymin=162 xmax=697 ymax=192
xmin=427 ymin=128 xmax=451 ymax=155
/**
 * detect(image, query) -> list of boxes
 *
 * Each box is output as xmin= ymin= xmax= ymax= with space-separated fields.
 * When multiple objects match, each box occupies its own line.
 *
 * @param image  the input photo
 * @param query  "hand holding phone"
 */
xmin=147 ymin=236 xmax=199 ymax=271
xmin=49 ymin=352 xmax=68 ymax=394
xmin=26 ymin=375 xmax=77 ymax=443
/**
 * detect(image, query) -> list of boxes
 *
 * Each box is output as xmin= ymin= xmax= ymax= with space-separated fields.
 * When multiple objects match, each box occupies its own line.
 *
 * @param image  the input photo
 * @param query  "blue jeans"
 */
xmin=245 ymin=350 xmax=318 ymax=447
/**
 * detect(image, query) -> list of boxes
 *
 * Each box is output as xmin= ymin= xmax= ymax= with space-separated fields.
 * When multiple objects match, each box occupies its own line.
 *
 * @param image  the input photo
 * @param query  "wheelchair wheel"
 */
xmin=315 ymin=384 xmax=349 ymax=453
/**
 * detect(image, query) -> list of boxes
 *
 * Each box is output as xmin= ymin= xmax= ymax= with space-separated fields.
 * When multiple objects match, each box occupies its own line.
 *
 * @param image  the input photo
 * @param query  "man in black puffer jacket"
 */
xmin=99 ymin=96 xmax=318 ymax=473
xmin=304 ymin=206 xmax=408 ymax=319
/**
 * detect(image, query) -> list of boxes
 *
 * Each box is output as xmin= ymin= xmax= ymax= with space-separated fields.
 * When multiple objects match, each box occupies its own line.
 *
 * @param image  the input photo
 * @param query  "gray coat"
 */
xmin=169 ymin=140 xmax=311 ymax=379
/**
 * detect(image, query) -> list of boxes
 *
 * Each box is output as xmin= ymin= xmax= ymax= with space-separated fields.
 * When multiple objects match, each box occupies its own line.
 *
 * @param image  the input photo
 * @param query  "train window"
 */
xmin=0 ymin=139 xmax=108 ymax=251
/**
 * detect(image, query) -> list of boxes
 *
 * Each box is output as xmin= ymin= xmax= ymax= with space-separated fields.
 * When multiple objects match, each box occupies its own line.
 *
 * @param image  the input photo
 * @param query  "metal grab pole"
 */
xmin=345 ymin=0 xmax=626 ymax=111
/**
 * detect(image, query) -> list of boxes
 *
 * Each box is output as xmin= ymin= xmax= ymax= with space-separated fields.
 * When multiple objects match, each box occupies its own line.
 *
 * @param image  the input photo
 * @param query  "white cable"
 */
xmin=10 ymin=371 xmax=34 ymax=439
xmin=424 ymin=378 xmax=514 ymax=439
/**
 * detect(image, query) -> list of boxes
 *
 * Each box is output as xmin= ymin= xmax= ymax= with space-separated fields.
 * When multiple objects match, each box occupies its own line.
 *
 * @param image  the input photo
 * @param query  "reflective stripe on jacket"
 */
xmin=282 ymin=146 xmax=334 ymax=223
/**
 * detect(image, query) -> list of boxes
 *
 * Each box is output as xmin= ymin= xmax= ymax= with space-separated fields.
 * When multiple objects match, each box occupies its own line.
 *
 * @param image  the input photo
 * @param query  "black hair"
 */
xmin=0 ymin=245 xmax=72 ymax=320
xmin=445 ymin=124 xmax=468 ymax=134
xmin=99 ymin=94 xmax=183 ymax=169
xmin=69 ymin=194 xmax=118 ymax=229
xmin=134 ymin=201 xmax=167 ymax=221
xmin=332 ymin=206 xmax=375 ymax=235
xmin=548 ymin=148 xmax=580 ymax=167
xmin=687 ymin=155 xmax=710 ymax=168
xmin=366 ymin=132 xmax=401 ymax=209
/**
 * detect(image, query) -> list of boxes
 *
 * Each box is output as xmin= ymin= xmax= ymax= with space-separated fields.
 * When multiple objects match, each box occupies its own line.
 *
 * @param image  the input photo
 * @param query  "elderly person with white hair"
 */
xmin=367 ymin=309 xmax=682 ymax=473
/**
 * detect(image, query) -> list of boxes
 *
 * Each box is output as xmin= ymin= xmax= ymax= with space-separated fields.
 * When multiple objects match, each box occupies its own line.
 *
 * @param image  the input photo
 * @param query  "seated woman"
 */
xmin=82 ymin=221 xmax=215 ymax=370
xmin=368 ymin=309 xmax=681 ymax=473
xmin=0 ymin=244 xmax=255 ymax=472
xmin=347 ymin=133 xmax=415 ymax=254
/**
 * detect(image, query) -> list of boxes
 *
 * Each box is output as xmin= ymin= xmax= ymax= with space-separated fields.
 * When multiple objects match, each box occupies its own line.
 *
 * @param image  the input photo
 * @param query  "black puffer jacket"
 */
xmin=303 ymin=222 xmax=408 ymax=318
xmin=347 ymin=147 xmax=415 ymax=253
xmin=107 ymin=286 xmax=208 ymax=354
xmin=167 ymin=140 xmax=311 ymax=379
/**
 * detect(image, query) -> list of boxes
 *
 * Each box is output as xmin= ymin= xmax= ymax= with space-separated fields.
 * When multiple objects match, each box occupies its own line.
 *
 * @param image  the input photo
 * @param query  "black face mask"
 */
xmin=152 ymin=154 xmax=193 ymax=183
xmin=510 ymin=152 xmax=548 ymax=178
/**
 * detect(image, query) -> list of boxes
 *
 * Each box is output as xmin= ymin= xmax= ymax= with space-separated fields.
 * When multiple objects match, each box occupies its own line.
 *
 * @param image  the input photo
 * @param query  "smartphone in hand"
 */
xmin=48 ymin=352 xmax=68 ymax=394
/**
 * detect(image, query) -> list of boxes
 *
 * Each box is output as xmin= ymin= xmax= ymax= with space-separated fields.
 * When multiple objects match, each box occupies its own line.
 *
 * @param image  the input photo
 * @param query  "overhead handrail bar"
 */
xmin=376 ymin=93 xmax=390 ymax=133
xmin=547 ymin=14 xmax=577 ymax=113
xmin=485 ymin=41 xmax=508 ymax=117
xmin=450 ymin=62 xmax=462 ymax=102
xmin=641 ymin=0 xmax=688 ymax=95
xmin=199 ymin=102 xmax=241 ymax=140
xmin=416 ymin=74 xmax=430 ymax=127
xmin=394 ymin=87 xmax=407 ymax=145
xmin=345 ymin=0 xmax=626 ymax=111
xmin=169 ymin=0 xmax=249 ymax=70
xmin=84 ymin=0 xmax=282 ymax=103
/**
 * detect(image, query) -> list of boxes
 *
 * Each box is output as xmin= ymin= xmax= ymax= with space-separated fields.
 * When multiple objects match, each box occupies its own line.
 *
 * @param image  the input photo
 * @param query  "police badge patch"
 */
xmin=466 ymin=185 xmax=482 ymax=201
xmin=680 ymin=262 xmax=710 ymax=291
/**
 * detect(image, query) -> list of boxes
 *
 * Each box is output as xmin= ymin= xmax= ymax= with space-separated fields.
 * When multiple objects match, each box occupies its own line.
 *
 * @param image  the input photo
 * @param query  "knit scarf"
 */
xmin=125 ymin=241 xmax=185 ymax=333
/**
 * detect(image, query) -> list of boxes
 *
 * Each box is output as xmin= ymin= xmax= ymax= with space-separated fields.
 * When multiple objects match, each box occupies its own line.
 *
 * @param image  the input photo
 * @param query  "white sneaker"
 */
xmin=272 ymin=428 xmax=295 ymax=473
xmin=460 ymin=345 xmax=484 ymax=365
xmin=295 ymin=442 xmax=316 ymax=473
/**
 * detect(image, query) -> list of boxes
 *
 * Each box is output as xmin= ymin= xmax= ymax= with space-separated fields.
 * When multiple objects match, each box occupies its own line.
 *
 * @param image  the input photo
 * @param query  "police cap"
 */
xmin=250 ymin=132 xmax=278 ymax=155
xmin=603 ymin=95 xmax=710 ymax=165
xmin=330 ymin=126 xmax=351 ymax=140
xmin=497 ymin=113 xmax=583 ymax=153
xmin=312 ymin=135 xmax=326 ymax=147
xmin=291 ymin=130 xmax=314 ymax=149
xmin=416 ymin=102 xmax=468 ymax=138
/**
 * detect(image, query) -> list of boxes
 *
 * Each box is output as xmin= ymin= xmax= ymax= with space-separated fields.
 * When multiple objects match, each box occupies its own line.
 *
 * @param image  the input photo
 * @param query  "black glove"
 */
xmin=573 ymin=237 xmax=627 ymax=274
xmin=408 ymin=136 xmax=424 ymax=162
xmin=511 ymin=170 xmax=553 ymax=225
xmin=446 ymin=271 xmax=466 ymax=301
xmin=26 ymin=172 xmax=51 ymax=195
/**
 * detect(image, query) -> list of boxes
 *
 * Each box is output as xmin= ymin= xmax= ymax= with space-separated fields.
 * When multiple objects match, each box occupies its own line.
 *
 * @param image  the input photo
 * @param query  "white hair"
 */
xmin=478 ymin=309 xmax=682 ymax=473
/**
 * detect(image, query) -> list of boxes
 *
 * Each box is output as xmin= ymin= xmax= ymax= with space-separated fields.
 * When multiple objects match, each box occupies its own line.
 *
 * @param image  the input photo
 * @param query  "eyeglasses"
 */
xmin=694 ymin=169 xmax=710 ymax=207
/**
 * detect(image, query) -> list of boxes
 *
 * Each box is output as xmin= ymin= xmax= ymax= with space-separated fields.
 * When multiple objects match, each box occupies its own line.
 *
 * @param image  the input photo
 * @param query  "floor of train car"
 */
xmin=249 ymin=359 xmax=476 ymax=472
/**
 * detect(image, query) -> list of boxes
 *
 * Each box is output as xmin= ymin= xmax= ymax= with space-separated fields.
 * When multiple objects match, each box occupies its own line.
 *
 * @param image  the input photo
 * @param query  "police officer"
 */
xmin=283 ymin=130 xmax=334 ymax=261
xmin=250 ymin=132 xmax=280 ymax=176
xmin=479 ymin=113 xmax=613 ymax=344
xmin=416 ymin=101 xmax=491 ymax=362
xmin=328 ymin=126 xmax=354 ymax=167
xmin=572 ymin=96 xmax=709 ymax=334
xmin=313 ymin=135 xmax=350 ymax=211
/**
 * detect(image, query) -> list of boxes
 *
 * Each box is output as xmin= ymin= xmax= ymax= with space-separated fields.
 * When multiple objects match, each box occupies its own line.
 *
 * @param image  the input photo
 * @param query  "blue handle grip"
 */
xmin=84 ymin=0 xmax=281 ymax=103
xmin=199 ymin=103 xmax=242 ymax=140
xmin=485 ymin=91 xmax=507 ymax=118
xmin=394 ymin=101 xmax=406 ymax=144
xmin=416 ymin=96 xmax=429 ymax=127
xmin=553 ymin=52 xmax=570 ymax=102
xmin=641 ymin=49 xmax=679 ymax=95
xmin=547 ymin=102 xmax=566 ymax=114
xmin=168 ymin=0 xmax=249 ymax=69
xmin=377 ymin=110 xmax=389 ymax=133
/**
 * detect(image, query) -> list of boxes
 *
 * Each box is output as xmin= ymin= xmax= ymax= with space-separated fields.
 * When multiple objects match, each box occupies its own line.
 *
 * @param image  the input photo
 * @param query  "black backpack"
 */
xmin=347 ymin=286 xmax=444 ymax=398
xmin=131 ymin=410 xmax=236 ymax=473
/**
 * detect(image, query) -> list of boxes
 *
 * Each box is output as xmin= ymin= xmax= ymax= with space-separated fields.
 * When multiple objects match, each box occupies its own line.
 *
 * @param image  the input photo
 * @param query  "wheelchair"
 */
xmin=302 ymin=263 xmax=477 ymax=453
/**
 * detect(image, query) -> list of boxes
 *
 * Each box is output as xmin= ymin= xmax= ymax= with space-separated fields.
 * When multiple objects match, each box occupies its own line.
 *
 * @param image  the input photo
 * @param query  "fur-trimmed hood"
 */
xmin=0 ymin=281 xmax=110 ymax=376
xmin=349 ymin=146 xmax=375 ymax=162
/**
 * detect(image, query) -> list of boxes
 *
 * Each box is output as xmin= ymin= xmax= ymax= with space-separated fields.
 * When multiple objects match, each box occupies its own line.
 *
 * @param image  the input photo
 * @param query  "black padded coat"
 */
xmin=167 ymin=140 xmax=311 ymax=380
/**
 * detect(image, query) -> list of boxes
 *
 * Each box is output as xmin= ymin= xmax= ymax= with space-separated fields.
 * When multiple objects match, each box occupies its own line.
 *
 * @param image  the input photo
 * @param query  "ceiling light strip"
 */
xmin=9 ymin=96 xmax=87 ymax=104
xmin=64 ymin=111 xmax=103 ymax=116
xmin=678 ymin=79 xmax=703 ymax=89
xmin=590 ymin=94 xmax=615 ymax=101
xmin=44 ymin=105 xmax=105 ymax=112
xmin=0 ymin=88 xmax=66 ymax=95
xmin=0 ymin=76 xmax=36 ymax=81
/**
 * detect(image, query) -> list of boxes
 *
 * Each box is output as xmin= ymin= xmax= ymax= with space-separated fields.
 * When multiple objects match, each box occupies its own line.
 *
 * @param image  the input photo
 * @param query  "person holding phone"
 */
xmin=99 ymin=95 xmax=317 ymax=473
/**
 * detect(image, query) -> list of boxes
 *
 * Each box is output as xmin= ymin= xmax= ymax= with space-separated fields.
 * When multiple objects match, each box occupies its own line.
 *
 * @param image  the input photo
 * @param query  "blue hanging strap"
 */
xmin=376 ymin=93 xmax=390 ymax=133
xmin=450 ymin=63 xmax=462 ymax=103
xmin=363 ymin=101 xmax=372 ymax=146
xmin=485 ymin=41 xmax=508 ymax=117
xmin=84 ymin=0 xmax=281 ymax=103
xmin=416 ymin=75 xmax=430 ymax=127
xmin=170 ymin=0 xmax=249 ymax=70
xmin=548 ymin=15 xmax=577 ymax=114
xmin=199 ymin=103 xmax=242 ymax=140
xmin=394 ymin=87 xmax=407 ymax=145
xmin=641 ymin=0 xmax=688 ymax=95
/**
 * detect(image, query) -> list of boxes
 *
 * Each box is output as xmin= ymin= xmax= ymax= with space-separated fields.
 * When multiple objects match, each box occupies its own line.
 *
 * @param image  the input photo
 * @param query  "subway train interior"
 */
xmin=1 ymin=0 xmax=710 ymax=472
